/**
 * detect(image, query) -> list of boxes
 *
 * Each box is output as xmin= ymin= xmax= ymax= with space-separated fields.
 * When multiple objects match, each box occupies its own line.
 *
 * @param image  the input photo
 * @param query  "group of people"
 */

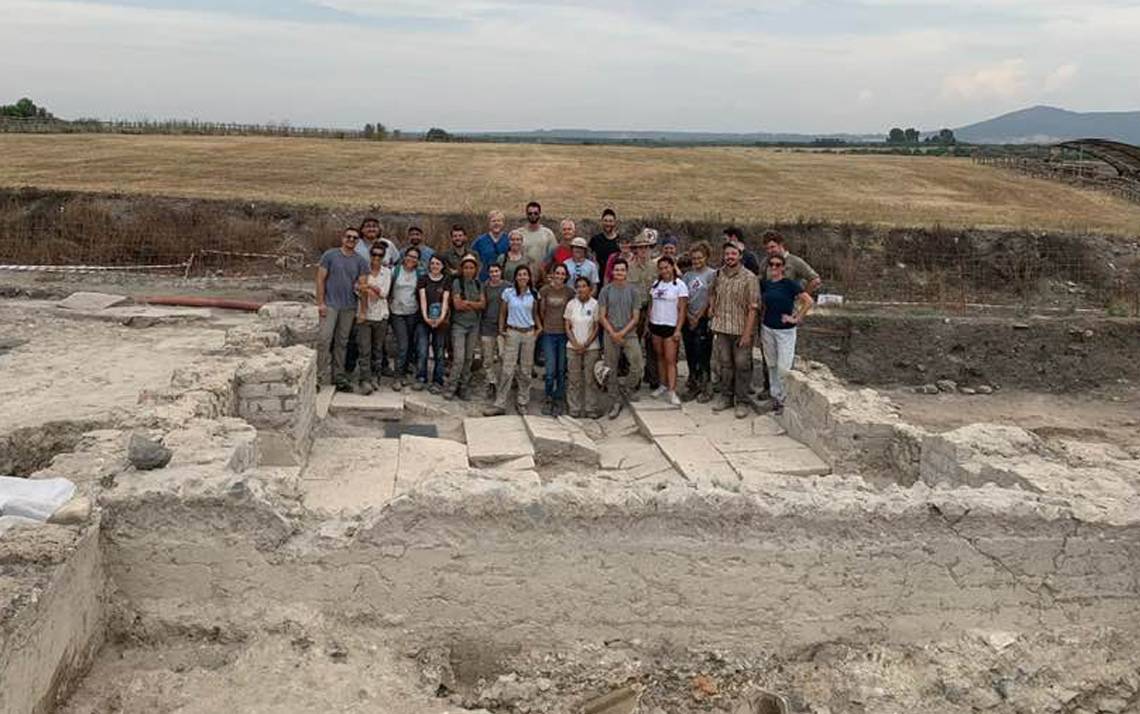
xmin=315 ymin=203 xmax=819 ymax=420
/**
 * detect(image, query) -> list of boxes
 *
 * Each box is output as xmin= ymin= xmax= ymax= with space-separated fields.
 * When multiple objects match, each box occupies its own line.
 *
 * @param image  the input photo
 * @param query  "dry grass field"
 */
xmin=2 ymin=134 xmax=1140 ymax=234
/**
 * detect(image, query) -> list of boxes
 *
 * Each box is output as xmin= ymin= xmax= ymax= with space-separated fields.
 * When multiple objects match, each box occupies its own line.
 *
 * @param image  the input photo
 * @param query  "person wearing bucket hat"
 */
xmin=563 ymin=236 xmax=599 ymax=294
xmin=446 ymin=253 xmax=484 ymax=400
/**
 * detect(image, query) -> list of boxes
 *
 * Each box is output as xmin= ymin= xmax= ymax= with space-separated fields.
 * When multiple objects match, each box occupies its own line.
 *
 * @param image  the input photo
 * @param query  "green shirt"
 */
xmin=451 ymin=276 xmax=483 ymax=327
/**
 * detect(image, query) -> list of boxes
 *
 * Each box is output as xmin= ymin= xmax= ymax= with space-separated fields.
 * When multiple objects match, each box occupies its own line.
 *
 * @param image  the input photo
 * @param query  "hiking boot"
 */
xmin=428 ymin=382 xmax=442 ymax=395
xmin=711 ymin=398 xmax=733 ymax=413
xmin=696 ymin=387 xmax=712 ymax=404
xmin=392 ymin=379 xmax=403 ymax=392
xmin=456 ymin=386 xmax=469 ymax=401
xmin=607 ymin=402 xmax=623 ymax=420
xmin=443 ymin=387 xmax=458 ymax=401
xmin=356 ymin=380 xmax=374 ymax=396
xmin=772 ymin=401 xmax=785 ymax=416
xmin=335 ymin=379 xmax=353 ymax=393
xmin=541 ymin=398 xmax=553 ymax=416
xmin=734 ymin=404 xmax=750 ymax=419
xmin=482 ymin=404 xmax=506 ymax=416
xmin=412 ymin=380 xmax=426 ymax=391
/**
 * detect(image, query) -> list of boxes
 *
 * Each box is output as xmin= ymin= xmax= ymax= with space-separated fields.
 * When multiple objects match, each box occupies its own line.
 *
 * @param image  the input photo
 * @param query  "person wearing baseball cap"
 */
xmin=562 ymin=236 xmax=599 ymax=295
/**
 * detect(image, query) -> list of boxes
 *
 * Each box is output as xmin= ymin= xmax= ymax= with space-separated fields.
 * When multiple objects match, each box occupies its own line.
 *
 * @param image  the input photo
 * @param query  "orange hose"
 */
xmin=141 ymin=296 xmax=264 ymax=312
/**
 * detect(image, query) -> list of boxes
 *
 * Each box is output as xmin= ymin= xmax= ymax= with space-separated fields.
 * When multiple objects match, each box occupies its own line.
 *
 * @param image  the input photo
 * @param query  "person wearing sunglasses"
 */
xmin=352 ymin=244 xmax=393 ymax=394
xmin=316 ymin=227 xmax=370 ymax=391
xmin=759 ymin=254 xmax=814 ymax=416
xmin=518 ymin=201 xmax=557 ymax=279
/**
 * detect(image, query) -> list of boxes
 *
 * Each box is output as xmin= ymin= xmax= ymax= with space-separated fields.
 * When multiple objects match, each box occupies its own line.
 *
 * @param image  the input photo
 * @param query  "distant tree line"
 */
xmin=887 ymin=127 xmax=956 ymax=145
xmin=1 ymin=97 xmax=52 ymax=119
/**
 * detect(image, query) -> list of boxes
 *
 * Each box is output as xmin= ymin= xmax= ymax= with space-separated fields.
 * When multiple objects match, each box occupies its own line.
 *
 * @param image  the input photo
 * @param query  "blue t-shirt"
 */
xmin=502 ymin=287 xmax=537 ymax=329
xmin=471 ymin=232 xmax=510 ymax=281
xmin=761 ymin=278 xmax=803 ymax=330
xmin=319 ymin=248 xmax=369 ymax=310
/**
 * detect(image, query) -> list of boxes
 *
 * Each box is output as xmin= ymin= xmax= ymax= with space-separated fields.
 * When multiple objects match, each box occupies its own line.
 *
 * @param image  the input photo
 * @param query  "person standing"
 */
xmin=446 ymin=255 xmax=484 ymax=401
xmin=598 ymin=259 xmax=644 ymax=419
xmin=484 ymin=265 xmax=542 ymax=416
xmin=627 ymin=229 xmax=659 ymax=390
xmin=603 ymin=233 xmax=634 ymax=284
xmin=479 ymin=263 xmax=506 ymax=401
xmin=440 ymin=224 xmax=469 ymax=277
xmin=647 ymin=256 xmax=689 ymax=406
xmin=316 ymin=227 xmax=369 ymax=391
xmin=404 ymin=225 xmax=434 ymax=272
xmin=552 ymin=218 xmax=577 ymax=266
xmin=358 ymin=217 xmax=399 ymax=268
xmin=681 ymin=240 xmax=716 ymax=402
xmin=539 ymin=263 xmax=573 ymax=416
xmin=563 ymin=236 xmax=599 ymax=294
xmin=723 ymin=226 xmax=762 ymax=275
xmin=589 ymin=208 xmax=621 ymax=286
xmin=760 ymin=230 xmax=821 ymax=292
xmin=498 ymin=229 xmax=533 ymax=283
xmin=415 ymin=255 xmax=450 ymax=393
xmin=519 ymin=201 xmax=557 ymax=277
xmin=388 ymin=246 xmax=422 ymax=390
xmin=709 ymin=241 xmax=759 ymax=418
xmin=760 ymin=253 xmax=814 ymax=415
xmin=471 ymin=210 xmax=510 ymax=282
xmin=353 ymin=243 xmax=393 ymax=394
xmin=563 ymin=276 xmax=602 ymax=418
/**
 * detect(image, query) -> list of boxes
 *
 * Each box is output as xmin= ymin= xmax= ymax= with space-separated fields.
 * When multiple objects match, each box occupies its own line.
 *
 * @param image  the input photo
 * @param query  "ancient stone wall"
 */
xmin=234 ymin=345 xmax=317 ymax=466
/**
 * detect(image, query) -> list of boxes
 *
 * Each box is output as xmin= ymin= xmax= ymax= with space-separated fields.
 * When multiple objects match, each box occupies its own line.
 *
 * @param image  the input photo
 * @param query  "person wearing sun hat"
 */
xmin=562 ymin=236 xmax=599 ymax=294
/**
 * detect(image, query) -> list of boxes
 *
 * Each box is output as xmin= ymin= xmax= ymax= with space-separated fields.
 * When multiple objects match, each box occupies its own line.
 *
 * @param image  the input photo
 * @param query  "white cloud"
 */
xmin=1043 ymin=63 xmax=1078 ymax=92
xmin=940 ymin=59 xmax=1028 ymax=102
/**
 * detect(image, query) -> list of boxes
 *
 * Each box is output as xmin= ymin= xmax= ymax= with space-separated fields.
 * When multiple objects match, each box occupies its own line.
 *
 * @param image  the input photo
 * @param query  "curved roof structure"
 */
xmin=1056 ymin=139 xmax=1140 ymax=179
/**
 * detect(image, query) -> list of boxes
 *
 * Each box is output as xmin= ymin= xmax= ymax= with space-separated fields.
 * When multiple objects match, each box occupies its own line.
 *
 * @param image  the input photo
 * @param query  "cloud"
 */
xmin=1043 ymin=63 xmax=1078 ymax=92
xmin=940 ymin=59 xmax=1028 ymax=102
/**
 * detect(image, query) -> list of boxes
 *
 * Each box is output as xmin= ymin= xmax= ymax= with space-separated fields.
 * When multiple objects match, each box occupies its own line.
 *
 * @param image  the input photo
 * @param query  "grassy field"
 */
xmin=2 ymin=134 xmax=1139 ymax=235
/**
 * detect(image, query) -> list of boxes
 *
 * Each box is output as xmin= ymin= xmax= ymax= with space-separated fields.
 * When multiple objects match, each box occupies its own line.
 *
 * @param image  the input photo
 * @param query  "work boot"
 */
xmin=711 ymin=398 xmax=733 ymax=413
xmin=356 ymin=379 xmax=374 ymax=396
xmin=335 ymin=378 xmax=353 ymax=393
xmin=541 ymin=397 xmax=553 ymax=416
xmin=697 ymin=383 xmax=713 ymax=404
xmin=456 ymin=386 xmax=469 ymax=401
xmin=734 ymin=404 xmax=750 ymax=419
xmin=552 ymin=401 xmax=564 ymax=417
xmin=444 ymin=386 xmax=458 ymax=401
xmin=392 ymin=379 xmax=403 ymax=392
xmin=428 ymin=382 xmax=442 ymax=396
xmin=772 ymin=400 xmax=785 ymax=416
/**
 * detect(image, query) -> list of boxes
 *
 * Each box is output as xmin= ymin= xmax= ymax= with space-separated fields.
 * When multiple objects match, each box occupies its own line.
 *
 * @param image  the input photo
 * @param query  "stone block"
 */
xmin=726 ymin=447 xmax=830 ymax=478
xmin=464 ymin=416 xmax=535 ymax=466
xmin=329 ymin=391 xmax=405 ymax=421
xmin=629 ymin=401 xmax=698 ymax=439
xmin=395 ymin=435 xmax=469 ymax=496
xmin=654 ymin=434 xmax=741 ymax=491
xmin=301 ymin=437 xmax=399 ymax=515
xmin=523 ymin=415 xmax=600 ymax=465
xmin=713 ymin=434 xmax=809 ymax=454
xmin=57 ymin=291 xmax=131 ymax=311
xmin=497 ymin=455 xmax=537 ymax=471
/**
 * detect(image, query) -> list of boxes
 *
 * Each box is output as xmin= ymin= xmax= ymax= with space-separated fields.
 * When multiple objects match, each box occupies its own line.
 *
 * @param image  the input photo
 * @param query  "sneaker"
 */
xmin=711 ymin=398 xmax=733 ymax=413
xmin=428 ymin=383 xmax=442 ymax=395
xmin=483 ymin=405 xmax=506 ymax=416
xmin=541 ymin=398 xmax=553 ymax=416
xmin=356 ymin=380 xmax=374 ymax=396
xmin=668 ymin=391 xmax=682 ymax=407
xmin=607 ymin=402 xmax=623 ymax=420
xmin=651 ymin=385 xmax=668 ymax=400
xmin=734 ymin=404 xmax=750 ymax=419
xmin=412 ymin=380 xmax=426 ymax=392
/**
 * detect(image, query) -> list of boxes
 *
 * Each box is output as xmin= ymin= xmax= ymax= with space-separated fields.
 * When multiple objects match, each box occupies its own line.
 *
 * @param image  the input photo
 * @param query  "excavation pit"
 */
xmin=1 ymin=294 xmax=1139 ymax=713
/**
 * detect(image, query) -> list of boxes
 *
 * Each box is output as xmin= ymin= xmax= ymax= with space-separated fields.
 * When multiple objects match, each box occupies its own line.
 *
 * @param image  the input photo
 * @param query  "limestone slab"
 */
xmin=712 ymin=434 xmax=808 ymax=455
xmin=523 ymin=415 xmax=600 ymax=465
xmin=726 ymin=447 xmax=830 ymax=478
xmin=654 ymin=434 xmax=742 ymax=491
xmin=315 ymin=388 xmax=335 ymax=420
xmin=301 ymin=437 xmax=399 ymax=515
xmin=402 ymin=392 xmax=452 ymax=419
xmin=629 ymin=401 xmax=698 ymax=439
xmin=395 ymin=435 xmax=468 ymax=496
xmin=57 ymin=291 xmax=130 ymax=311
xmin=329 ymin=390 xmax=404 ymax=420
xmin=464 ymin=415 xmax=535 ymax=466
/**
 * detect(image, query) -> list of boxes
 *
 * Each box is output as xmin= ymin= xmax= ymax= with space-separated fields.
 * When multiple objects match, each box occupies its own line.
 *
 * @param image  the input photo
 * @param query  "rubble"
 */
xmin=126 ymin=431 xmax=173 ymax=470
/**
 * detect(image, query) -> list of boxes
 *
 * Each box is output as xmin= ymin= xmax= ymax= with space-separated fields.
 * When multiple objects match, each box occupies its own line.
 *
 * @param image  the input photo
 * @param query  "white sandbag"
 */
xmin=0 ymin=476 xmax=77 ymax=522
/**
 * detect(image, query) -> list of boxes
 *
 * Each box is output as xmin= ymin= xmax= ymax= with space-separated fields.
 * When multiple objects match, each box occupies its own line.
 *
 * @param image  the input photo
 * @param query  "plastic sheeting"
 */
xmin=0 ymin=476 xmax=76 ymax=522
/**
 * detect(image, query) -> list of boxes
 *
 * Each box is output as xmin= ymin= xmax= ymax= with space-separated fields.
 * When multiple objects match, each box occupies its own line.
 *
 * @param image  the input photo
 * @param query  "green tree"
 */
xmin=425 ymin=127 xmax=452 ymax=142
xmin=938 ymin=128 xmax=956 ymax=145
xmin=374 ymin=122 xmax=388 ymax=141
xmin=904 ymin=128 xmax=920 ymax=144
xmin=363 ymin=123 xmax=375 ymax=139
xmin=887 ymin=127 xmax=905 ymax=144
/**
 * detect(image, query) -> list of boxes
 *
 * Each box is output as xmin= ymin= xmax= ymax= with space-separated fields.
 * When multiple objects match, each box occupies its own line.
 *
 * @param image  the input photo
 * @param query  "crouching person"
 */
xmin=759 ymin=252 xmax=813 ymax=415
xmin=564 ymin=276 xmax=602 ymax=418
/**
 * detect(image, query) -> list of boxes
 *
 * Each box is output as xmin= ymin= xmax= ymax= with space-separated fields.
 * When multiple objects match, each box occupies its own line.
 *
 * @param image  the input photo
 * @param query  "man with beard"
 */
xmin=708 ymin=241 xmax=759 ymax=419
xmin=519 ymin=201 xmax=557 ymax=279
xmin=589 ymin=208 xmax=621 ymax=286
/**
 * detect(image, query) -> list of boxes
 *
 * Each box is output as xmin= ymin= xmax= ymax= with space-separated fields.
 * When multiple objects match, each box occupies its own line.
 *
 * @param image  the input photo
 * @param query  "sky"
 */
xmin=2 ymin=0 xmax=1138 ymax=134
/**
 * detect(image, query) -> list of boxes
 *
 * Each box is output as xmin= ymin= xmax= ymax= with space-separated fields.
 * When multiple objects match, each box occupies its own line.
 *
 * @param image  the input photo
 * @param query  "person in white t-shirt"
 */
xmin=354 ymin=244 xmax=394 ymax=393
xmin=563 ymin=276 xmax=602 ymax=418
xmin=647 ymin=256 xmax=689 ymax=406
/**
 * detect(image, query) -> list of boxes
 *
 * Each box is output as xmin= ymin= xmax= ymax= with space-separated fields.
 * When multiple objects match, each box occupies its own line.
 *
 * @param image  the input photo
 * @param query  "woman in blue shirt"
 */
xmin=483 ymin=265 xmax=542 ymax=416
xmin=759 ymin=253 xmax=814 ymax=415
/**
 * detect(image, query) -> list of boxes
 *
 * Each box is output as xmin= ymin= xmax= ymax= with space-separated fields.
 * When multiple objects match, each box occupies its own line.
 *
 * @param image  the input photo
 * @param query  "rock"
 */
xmin=580 ymin=685 xmax=640 ymax=714
xmin=57 ymin=291 xmax=131 ymax=311
xmin=464 ymin=416 xmax=534 ymax=466
xmin=959 ymin=386 xmax=977 ymax=395
xmin=127 ymin=431 xmax=173 ymax=470
xmin=47 ymin=495 xmax=93 ymax=525
xmin=976 ymin=385 xmax=994 ymax=395
xmin=523 ymin=415 xmax=600 ymax=465
xmin=935 ymin=379 xmax=958 ymax=393
xmin=917 ymin=383 xmax=940 ymax=395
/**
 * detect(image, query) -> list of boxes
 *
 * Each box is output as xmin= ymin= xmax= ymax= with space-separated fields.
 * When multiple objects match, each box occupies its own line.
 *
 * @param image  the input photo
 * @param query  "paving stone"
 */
xmin=726 ymin=447 xmax=830 ymax=478
xmin=315 ymin=388 xmax=335 ymax=420
xmin=497 ymin=455 xmax=537 ymax=471
xmin=654 ymin=434 xmax=741 ymax=491
xmin=329 ymin=390 xmax=404 ymax=420
xmin=712 ymin=434 xmax=808 ymax=454
xmin=463 ymin=415 xmax=535 ymax=466
xmin=523 ymin=415 xmax=600 ymax=465
xmin=302 ymin=437 xmax=399 ymax=514
xmin=395 ymin=435 xmax=468 ymax=496
xmin=629 ymin=400 xmax=698 ymax=439
xmin=752 ymin=415 xmax=786 ymax=436
xmin=57 ymin=291 xmax=131 ymax=311
xmin=403 ymin=392 xmax=452 ymax=419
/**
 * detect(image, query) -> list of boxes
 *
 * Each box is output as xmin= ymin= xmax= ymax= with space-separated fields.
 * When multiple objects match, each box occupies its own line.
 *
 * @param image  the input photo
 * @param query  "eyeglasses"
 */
xmin=768 ymin=261 xmax=784 ymax=267
xmin=370 ymin=253 xmax=384 ymax=258
xmin=526 ymin=211 xmax=540 ymax=217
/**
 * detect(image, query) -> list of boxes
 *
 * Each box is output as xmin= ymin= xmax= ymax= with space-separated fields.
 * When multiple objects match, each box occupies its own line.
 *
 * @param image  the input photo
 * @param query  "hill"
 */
xmin=460 ymin=129 xmax=884 ymax=145
xmin=955 ymin=106 xmax=1140 ymax=145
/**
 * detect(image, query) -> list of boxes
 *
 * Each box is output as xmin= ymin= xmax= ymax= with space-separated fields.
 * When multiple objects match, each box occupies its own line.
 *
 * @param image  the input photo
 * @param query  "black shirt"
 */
xmin=589 ymin=232 xmax=621 ymax=286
